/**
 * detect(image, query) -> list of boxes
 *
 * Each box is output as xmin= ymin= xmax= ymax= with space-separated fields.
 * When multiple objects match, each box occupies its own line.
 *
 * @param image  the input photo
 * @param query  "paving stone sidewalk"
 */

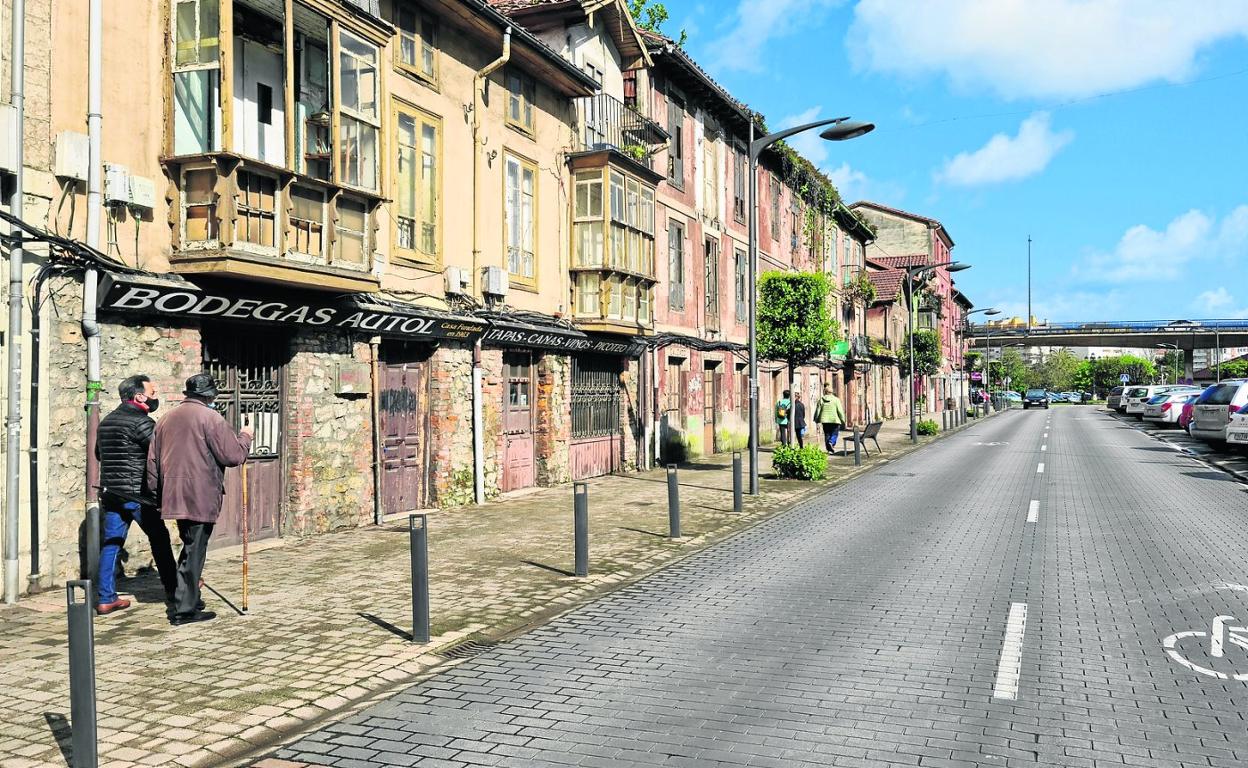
xmin=0 ymin=414 xmax=980 ymax=768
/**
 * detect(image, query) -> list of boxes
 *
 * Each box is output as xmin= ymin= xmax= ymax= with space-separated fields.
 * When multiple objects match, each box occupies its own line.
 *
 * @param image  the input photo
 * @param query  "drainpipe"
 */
xmin=650 ymin=346 xmax=659 ymax=465
xmin=472 ymin=340 xmax=485 ymax=505
xmin=82 ymin=0 xmax=104 ymax=584
xmin=471 ymin=26 xmax=510 ymax=299
xmin=3 ymin=0 xmax=25 ymax=604
xmin=369 ymin=337 xmax=382 ymax=525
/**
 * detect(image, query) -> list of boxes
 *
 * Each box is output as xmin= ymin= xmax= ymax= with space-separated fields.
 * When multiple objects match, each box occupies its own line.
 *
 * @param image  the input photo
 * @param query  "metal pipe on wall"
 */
xmin=472 ymin=340 xmax=485 ymax=505
xmin=369 ymin=337 xmax=382 ymax=525
xmin=3 ymin=0 xmax=26 ymax=604
xmin=81 ymin=0 xmax=104 ymax=587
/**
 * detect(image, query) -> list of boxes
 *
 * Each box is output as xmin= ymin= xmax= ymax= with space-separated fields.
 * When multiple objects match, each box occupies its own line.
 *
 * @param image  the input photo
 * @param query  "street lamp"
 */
xmin=747 ymin=116 xmax=874 ymax=494
xmin=966 ymin=308 xmax=1001 ymax=418
xmin=1157 ymin=343 xmax=1180 ymax=385
xmin=904 ymin=261 xmax=969 ymax=442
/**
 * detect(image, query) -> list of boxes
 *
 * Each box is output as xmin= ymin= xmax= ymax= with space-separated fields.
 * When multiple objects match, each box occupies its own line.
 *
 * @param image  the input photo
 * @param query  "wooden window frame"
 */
xmin=667 ymin=218 xmax=685 ymax=311
xmin=732 ymin=145 xmax=746 ymax=223
xmin=287 ymin=183 xmax=328 ymax=262
xmin=394 ymin=2 xmax=438 ymax=86
xmin=503 ymin=151 xmax=538 ymax=289
xmin=336 ymin=27 xmax=381 ymax=193
xmin=667 ymin=93 xmax=684 ymax=189
xmin=734 ymin=246 xmax=747 ymax=322
xmin=391 ymin=99 xmax=442 ymax=267
xmin=505 ymin=68 xmax=537 ymax=135
xmin=233 ymin=169 xmax=280 ymax=253
xmin=333 ymin=194 xmax=372 ymax=270
xmin=769 ymin=175 xmax=780 ymax=242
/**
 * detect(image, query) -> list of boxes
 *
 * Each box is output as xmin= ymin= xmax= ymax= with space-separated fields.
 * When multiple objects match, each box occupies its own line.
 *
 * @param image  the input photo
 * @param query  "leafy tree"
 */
xmin=964 ymin=350 xmax=983 ymax=372
xmin=989 ymin=348 xmax=1028 ymax=391
xmin=757 ymin=272 xmax=837 ymax=388
xmin=1157 ymin=350 xmax=1185 ymax=383
xmin=900 ymin=329 xmax=941 ymax=377
xmin=1076 ymin=354 xmax=1158 ymax=393
xmin=628 ymin=0 xmax=687 ymax=45
xmin=1216 ymin=359 xmax=1248 ymax=379
xmin=1029 ymin=349 xmax=1080 ymax=391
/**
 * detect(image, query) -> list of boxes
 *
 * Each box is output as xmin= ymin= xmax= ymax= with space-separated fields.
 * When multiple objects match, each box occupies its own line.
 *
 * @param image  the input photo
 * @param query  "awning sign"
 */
xmin=483 ymin=322 xmax=645 ymax=357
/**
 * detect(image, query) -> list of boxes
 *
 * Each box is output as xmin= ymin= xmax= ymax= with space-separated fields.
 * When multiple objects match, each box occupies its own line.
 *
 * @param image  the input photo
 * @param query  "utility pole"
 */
xmin=1026 ymin=235 xmax=1032 ymax=335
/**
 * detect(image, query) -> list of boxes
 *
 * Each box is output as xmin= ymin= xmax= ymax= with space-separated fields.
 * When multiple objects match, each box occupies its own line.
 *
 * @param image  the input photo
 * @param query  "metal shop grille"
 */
xmin=571 ymin=354 xmax=622 ymax=439
xmin=202 ymin=328 xmax=287 ymax=459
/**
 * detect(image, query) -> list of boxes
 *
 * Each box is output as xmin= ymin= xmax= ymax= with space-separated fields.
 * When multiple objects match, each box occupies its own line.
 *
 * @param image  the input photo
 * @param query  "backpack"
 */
xmin=776 ymin=401 xmax=788 ymax=419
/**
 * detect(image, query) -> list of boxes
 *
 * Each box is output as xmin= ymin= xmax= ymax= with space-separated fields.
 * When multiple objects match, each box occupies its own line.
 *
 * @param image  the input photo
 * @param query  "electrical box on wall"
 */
xmin=103 ymin=163 xmax=130 ymax=204
xmin=482 ymin=266 xmax=509 ymax=297
xmin=54 ymin=132 xmax=90 ymax=181
xmin=444 ymin=266 xmax=469 ymax=296
xmin=0 ymin=105 xmax=17 ymax=173
xmin=127 ymin=175 xmax=156 ymax=210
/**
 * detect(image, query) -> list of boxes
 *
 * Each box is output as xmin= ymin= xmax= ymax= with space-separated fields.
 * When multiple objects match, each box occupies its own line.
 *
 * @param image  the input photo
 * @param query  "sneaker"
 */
xmin=96 ymin=598 xmax=131 ymax=616
xmin=169 ymin=610 xmax=217 ymax=626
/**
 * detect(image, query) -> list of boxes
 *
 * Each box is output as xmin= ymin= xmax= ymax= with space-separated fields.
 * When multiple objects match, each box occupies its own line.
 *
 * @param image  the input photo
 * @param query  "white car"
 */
xmin=1123 ymin=385 xmax=1185 ymax=418
xmin=1226 ymin=410 xmax=1248 ymax=446
xmin=1142 ymin=389 xmax=1202 ymax=426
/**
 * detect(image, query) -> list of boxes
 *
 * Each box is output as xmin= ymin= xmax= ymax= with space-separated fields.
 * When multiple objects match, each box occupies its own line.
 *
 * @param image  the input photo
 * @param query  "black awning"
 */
xmin=483 ymin=318 xmax=646 ymax=357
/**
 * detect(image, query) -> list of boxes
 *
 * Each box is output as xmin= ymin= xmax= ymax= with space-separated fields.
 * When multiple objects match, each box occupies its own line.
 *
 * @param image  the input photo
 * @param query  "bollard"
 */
xmin=667 ymin=464 xmax=681 ymax=539
xmin=409 ymin=514 xmax=430 ymax=644
xmin=573 ymin=483 xmax=589 ymax=577
xmin=943 ymin=410 xmax=950 ymax=431
xmin=853 ymin=428 xmax=862 ymax=466
xmin=732 ymin=452 xmax=743 ymax=513
xmin=67 ymin=580 xmax=98 ymax=768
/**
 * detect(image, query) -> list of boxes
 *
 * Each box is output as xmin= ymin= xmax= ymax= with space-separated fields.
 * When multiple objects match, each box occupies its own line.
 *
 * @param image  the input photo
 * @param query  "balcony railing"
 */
xmin=575 ymin=93 xmax=668 ymax=164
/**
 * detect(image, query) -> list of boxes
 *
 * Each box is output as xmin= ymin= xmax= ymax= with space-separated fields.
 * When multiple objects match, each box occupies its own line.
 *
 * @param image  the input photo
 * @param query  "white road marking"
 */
xmin=1027 ymin=500 xmax=1039 ymax=523
xmin=1041 ymin=445 xmax=1047 ymax=452
xmin=993 ymin=602 xmax=1028 ymax=699
xmin=1043 ymin=432 xmax=1048 ymax=438
xmin=1036 ymin=463 xmax=1045 ymax=474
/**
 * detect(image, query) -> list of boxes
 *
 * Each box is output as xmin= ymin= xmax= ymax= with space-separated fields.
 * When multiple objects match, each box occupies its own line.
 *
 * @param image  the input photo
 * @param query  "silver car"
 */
xmin=1142 ymin=389 xmax=1201 ymax=426
xmin=1124 ymin=385 xmax=1183 ymax=418
xmin=1190 ymin=380 xmax=1248 ymax=443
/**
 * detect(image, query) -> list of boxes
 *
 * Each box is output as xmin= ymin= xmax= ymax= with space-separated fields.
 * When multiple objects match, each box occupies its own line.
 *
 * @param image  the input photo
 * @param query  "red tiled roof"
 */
xmin=871 ymin=254 xmax=930 ymax=269
xmin=867 ymin=270 xmax=904 ymax=303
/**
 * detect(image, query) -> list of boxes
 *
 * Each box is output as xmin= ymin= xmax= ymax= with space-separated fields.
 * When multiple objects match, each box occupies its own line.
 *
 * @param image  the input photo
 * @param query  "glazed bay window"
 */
xmin=574 ymin=170 xmax=604 ymax=268
xmin=504 ymin=153 xmax=536 ymax=284
xmin=172 ymin=0 xmax=220 ymax=154
xmin=338 ymin=31 xmax=379 ymax=190
xmin=571 ymin=166 xmax=657 ymax=325
xmin=234 ymin=171 xmax=277 ymax=249
xmin=395 ymin=105 xmax=440 ymax=261
xmin=335 ymin=196 xmax=370 ymax=268
xmin=396 ymin=4 xmax=438 ymax=82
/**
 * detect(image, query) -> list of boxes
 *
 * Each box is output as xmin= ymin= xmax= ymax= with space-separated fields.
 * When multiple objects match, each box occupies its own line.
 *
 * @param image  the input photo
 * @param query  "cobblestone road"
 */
xmin=267 ymin=407 xmax=1248 ymax=768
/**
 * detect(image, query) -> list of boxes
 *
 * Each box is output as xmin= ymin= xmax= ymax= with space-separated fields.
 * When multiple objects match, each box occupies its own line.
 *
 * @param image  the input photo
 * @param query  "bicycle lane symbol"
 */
xmin=1164 ymin=615 xmax=1248 ymax=680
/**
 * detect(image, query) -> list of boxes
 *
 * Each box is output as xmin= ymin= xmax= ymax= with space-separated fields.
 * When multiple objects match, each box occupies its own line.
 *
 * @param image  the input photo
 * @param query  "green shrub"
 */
xmin=916 ymin=419 xmax=939 ymax=436
xmin=771 ymin=445 xmax=828 ymax=481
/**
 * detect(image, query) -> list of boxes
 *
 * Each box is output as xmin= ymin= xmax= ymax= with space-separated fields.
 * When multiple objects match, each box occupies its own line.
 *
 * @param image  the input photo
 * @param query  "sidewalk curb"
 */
xmin=1110 ymin=409 xmax=1248 ymax=485
xmin=215 ymin=412 xmax=1002 ymax=768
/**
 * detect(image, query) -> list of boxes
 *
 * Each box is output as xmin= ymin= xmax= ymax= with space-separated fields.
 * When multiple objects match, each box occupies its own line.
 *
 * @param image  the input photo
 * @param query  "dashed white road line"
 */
xmin=1043 ymin=432 xmax=1049 ymax=438
xmin=1041 ymin=445 xmax=1047 ymax=452
xmin=993 ymin=602 xmax=1028 ymax=700
xmin=1027 ymin=500 xmax=1039 ymax=523
xmin=1036 ymin=463 xmax=1045 ymax=474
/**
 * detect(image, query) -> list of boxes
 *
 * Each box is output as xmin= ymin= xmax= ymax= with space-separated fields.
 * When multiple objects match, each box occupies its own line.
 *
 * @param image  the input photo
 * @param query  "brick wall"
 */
xmin=535 ymin=353 xmax=571 ymax=487
xmin=427 ymin=343 xmax=476 ymax=506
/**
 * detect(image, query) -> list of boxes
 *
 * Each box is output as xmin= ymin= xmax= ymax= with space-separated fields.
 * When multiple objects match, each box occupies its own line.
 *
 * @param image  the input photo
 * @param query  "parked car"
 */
xmin=1124 ymin=385 xmax=1184 ymax=418
xmin=1001 ymin=391 xmax=1022 ymax=404
xmin=1190 ymin=380 xmax=1248 ymax=443
xmin=1048 ymin=391 xmax=1068 ymax=403
xmin=1142 ymin=389 xmax=1202 ymax=426
xmin=1065 ymin=391 xmax=1086 ymax=403
xmin=1225 ymin=408 xmax=1248 ymax=447
xmin=1179 ymin=396 xmax=1198 ymax=432
xmin=1023 ymin=389 xmax=1050 ymax=409
xmin=1106 ymin=386 xmax=1125 ymax=411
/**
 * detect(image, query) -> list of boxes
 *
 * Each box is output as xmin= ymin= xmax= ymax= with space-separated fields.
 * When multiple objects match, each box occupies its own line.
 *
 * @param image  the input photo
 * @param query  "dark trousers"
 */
xmin=795 ymin=425 xmax=806 ymax=448
xmin=98 ymin=497 xmax=177 ymax=605
xmin=777 ymin=424 xmax=791 ymax=446
xmin=171 ymin=520 xmax=214 ymax=618
xmin=823 ymin=423 xmax=842 ymax=452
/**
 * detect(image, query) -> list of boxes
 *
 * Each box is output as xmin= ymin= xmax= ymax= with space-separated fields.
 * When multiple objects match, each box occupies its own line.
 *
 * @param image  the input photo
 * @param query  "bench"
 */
xmin=841 ymin=421 xmax=883 ymax=457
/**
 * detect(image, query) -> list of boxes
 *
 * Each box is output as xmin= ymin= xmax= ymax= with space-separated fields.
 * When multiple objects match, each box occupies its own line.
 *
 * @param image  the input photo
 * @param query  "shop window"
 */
xmin=335 ymin=196 xmax=370 ymax=267
xmin=338 ymin=30 xmax=379 ymax=190
xmin=504 ymin=153 xmax=536 ymax=284
xmin=668 ymin=219 xmax=685 ymax=310
xmin=506 ymin=69 xmax=536 ymax=133
xmin=396 ymin=4 xmax=438 ymax=83
xmin=181 ymin=167 xmax=218 ymax=245
xmin=171 ymin=0 xmax=221 ymax=154
xmin=289 ymin=185 xmax=326 ymax=258
xmin=234 ymin=171 xmax=277 ymax=249
xmin=395 ymin=105 xmax=440 ymax=262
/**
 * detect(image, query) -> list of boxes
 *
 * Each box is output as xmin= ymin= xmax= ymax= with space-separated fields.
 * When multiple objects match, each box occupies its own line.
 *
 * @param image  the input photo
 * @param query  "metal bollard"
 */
xmin=409 ymin=514 xmax=430 ymax=644
xmin=853 ymin=428 xmax=862 ymax=466
xmin=667 ymin=464 xmax=681 ymax=539
xmin=943 ymin=410 xmax=949 ymax=431
xmin=573 ymin=483 xmax=589 ymax=577
xmin=66 ymin=581 xmax=98 ymax=768
xmin=732 ymin=452 xmax=743 ymax=513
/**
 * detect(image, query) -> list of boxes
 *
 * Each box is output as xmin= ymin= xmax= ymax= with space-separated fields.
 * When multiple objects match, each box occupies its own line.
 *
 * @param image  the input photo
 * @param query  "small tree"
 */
xmin=1216 ymin=359 xmax=1248 ymax=379
xmin=757 ymin=272 xmax=837 ymax=392
xmin=628 ymin=0 xmax=688 ymax=45
xmin=989 ymin=348 xmax=1029 ymax=391
xmin=900 ymin=329 xmax=941 ymax=377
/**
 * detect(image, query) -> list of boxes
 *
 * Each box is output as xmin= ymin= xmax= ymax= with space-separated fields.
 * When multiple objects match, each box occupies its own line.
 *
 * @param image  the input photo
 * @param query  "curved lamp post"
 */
xmin=747 ymin=117 xmax=874 ymax=494
xmin=905 ymin=261 xmax=969 ymax=442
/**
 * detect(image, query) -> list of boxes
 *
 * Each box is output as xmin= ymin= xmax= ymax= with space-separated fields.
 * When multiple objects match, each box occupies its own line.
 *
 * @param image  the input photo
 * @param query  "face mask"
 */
xmin=145 ymin=398 xmax=160 ymax=413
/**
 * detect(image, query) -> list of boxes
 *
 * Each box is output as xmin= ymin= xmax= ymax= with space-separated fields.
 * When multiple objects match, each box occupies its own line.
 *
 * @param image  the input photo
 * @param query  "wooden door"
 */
xmin=502 ymin=352 xmax=535 ymax=491
xmin=703 ymin=363 xmax=718 ymax=454
xmin=202 ymin=327 xmax=286 ymax=549
xmin=381 ymin=346 xmax=430 ymax=515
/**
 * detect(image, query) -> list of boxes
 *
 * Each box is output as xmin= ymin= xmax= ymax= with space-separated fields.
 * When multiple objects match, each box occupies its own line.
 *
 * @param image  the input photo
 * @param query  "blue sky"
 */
xmin=658 ymin=0 xmax=1248 ymax=322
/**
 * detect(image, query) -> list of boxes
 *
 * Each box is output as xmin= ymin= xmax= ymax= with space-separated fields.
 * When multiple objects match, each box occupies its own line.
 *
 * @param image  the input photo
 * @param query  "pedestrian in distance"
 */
xmin=775 ymin=389 xmax=793 ymax=446
xmin=793 ymin=392 xmax=807 ymax=448
xmin=814 ymin=383 xmax=846 ymax=454
xmin=95 ymin=374 xmax=178 ymax=615
xmin=147 ymin=373 xmax=253 ymax=626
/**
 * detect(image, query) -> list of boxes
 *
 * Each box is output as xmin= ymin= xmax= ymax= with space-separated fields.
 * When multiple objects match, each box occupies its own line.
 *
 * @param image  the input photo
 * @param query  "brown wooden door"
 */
xmin=202 ymin=327 xmax=286 ymax=549
xmin=502 ymin=352 xmax=535 ymax=492
xmin=702 ymin=363 xmax=718 ymax=454
xmin=381 ymin=348 xmax=430 ymax=515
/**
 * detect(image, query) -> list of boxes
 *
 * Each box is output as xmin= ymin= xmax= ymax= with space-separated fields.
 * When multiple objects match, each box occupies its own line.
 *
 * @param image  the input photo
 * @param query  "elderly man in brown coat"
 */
xmin=147 ymin=373 xmax=253 ymax=626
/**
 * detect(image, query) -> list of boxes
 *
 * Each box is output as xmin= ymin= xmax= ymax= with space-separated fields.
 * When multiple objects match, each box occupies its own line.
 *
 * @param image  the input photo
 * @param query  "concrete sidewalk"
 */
xmin=0 ymin=413 xmax=982 ymax=768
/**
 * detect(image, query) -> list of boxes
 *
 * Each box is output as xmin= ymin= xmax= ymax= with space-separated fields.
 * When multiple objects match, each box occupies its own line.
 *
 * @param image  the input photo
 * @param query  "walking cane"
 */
xmin=241 ymin=415 xmax=250 ymax=614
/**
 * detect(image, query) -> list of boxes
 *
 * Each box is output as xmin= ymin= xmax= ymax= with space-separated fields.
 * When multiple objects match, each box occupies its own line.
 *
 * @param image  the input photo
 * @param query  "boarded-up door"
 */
xmin=502 ymin=352 xmax=535 ymax=491
xmin=381 ymin=345 xmax=430 ymax=515
xmin=202 ymin=327 xmax=286 ymax=549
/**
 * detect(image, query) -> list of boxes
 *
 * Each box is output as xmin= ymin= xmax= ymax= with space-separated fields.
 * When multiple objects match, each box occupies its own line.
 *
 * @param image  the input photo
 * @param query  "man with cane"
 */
xmin=147 ymin=374 xmax=252 ymax=626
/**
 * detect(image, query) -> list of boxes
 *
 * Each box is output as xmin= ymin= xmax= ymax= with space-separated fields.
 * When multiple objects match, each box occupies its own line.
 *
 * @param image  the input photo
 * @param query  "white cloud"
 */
xmin=707 ymin=0 xmax=842 ymax=72
xmin=935 ymin=113 xmax=1073 ymax=186
xmin=1192 ymin=288 xmax=1248 ymax=318
xmin=990 ymin=291 xmax=1128 ymax=325
xmin=848 ymin=0 xmax=1248 ymax=100
xmin=777 ymin=107 xmax=829 ymax=167
xmin=1081 ymin=205 xmax=1248 ymax=283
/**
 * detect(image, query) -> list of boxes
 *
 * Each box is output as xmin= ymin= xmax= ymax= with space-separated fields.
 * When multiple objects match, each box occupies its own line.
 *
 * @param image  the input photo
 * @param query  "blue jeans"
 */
xmin=97 ymin=497 xmax=177 ymax=606
xmin=823 ymin=423 xmax=842 ymax=452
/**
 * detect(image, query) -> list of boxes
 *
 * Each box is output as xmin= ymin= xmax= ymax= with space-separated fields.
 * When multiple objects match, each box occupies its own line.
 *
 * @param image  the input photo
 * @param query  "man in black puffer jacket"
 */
xmin=95 ymin=374 xmax=177 ymax=615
